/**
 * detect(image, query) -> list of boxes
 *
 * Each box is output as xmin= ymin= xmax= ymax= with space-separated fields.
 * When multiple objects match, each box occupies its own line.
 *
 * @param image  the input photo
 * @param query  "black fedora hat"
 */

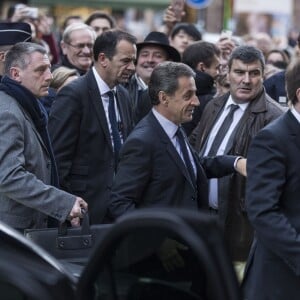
xmin=137 ymin=31 xmax=181 ymax=62
xmin=0 ymin=22 xmax=32 ymax=46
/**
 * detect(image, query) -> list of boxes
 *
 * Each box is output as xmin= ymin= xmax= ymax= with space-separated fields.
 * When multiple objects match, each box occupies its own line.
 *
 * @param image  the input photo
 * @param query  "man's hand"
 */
xmin=156 ymin=238 xmax=188 ymax=272
xmin=68 ymin=197 xmax=88 ymax=227
xmin=235 ymin=158 xmax=247 ymax=177
xmin=161 ymin=5 xmax=185 ymax=35
xmin=216 ymin=37 xmax=236 ymax=61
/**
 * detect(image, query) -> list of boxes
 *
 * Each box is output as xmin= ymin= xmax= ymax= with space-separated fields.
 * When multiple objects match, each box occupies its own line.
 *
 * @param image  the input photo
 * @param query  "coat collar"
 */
xmin=285 ymin=110 xmax=300 ymax=151
xmin=213 ymin=88 xmax=271 ymax=113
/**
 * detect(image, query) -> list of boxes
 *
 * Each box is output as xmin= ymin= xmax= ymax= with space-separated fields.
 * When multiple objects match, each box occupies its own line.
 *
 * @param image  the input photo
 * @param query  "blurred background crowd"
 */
xmin=1 ymin=0 xmax=300 ymax=106
xmin=1 ymin=0 xmax=300 ymax=61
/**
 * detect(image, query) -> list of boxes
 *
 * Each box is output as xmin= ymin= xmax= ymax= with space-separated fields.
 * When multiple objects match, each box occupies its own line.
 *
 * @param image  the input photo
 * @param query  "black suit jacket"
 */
xmin=48 ymin=69 xmax=134 ymax=224
xmin=108 ymin=111 xmax=237 ymax=220
xmin=243 ymin=111 xmax=300 ymax=300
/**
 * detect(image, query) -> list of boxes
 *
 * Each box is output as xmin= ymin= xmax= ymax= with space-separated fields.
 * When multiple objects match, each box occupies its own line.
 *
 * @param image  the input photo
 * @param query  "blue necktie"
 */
xmin=176 ymin=127 xmax=196 ymax=185
xmin=107 ymin=91 xmax=122 ymax=155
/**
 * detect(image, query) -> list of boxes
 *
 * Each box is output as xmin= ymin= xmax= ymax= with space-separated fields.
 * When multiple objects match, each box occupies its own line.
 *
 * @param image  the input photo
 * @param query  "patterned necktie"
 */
xmin=176 ymin=127 xmax=196 ymax=185
xmin=107 ymin=90 xmax=122 ymax=154
xmin=208 ymin=104 xmax=239 ymax=156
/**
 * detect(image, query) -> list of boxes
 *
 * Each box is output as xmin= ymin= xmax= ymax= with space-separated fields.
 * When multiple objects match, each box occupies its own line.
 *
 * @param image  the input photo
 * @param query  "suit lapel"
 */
xmin=115 ymin=88 xmax=130 ymax=138
xmin=149 ymin=112 xmax=197 ymax=190
xmin=199 ymin=94 xmax=228 ymax=153
xmin=88 ymin=71 xmax=113 ymax=152
xmin=286 ymin=110 xmax=300 ymax=151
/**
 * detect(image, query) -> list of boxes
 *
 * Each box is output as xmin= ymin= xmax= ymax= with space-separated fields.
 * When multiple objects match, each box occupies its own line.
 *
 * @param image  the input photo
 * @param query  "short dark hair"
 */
xmin=285 ymin=58 xmax=300 ymax=105
xmin=149 ymin=61 xmax=195 ymax=105
xmin=182 ymin=41 xmax=220 ymax=69
xmin=4 ymin=42 xmax=47 ymax=75
xmin=228 ymin=45 xmax=265 ymax=73
xmin=85 ymin=11 xmax=116 ymax=29
xmin=170 ymin=23 xmax=202 ymax=41
xmin=93 ymin=29 xmax=136 ymax=61
xmin=266 ymin=49 xmax=290 ymax=69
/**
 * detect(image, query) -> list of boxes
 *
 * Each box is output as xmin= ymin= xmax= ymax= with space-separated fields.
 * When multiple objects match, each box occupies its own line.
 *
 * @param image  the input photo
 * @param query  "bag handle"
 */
xmin=56 ymin=211 xmax=93 ymax=250
xmin=58 ymin=210 xmax=91 ymax=236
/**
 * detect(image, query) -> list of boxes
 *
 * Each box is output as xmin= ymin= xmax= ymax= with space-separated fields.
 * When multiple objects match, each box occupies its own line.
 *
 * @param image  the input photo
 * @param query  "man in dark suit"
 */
xmin=107 ymin=61 xmax=246 ymax=298
xmin=243 ymin=58 xmax=300 ymax=300
xmin=48 ymin=30 xmax=136 ymax=224
xmin=108 ymin=61 xmax=246 ymax=218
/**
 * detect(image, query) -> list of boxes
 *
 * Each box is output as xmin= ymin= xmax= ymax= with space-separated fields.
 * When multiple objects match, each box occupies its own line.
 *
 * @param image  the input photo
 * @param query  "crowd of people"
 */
xmin=1 ymin=2 xmax=300 ymax=299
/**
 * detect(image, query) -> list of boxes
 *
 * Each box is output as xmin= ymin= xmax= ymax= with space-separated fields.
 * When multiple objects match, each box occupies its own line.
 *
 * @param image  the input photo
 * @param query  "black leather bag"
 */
xmin=24 ymin=213 xmax=112 ymax=263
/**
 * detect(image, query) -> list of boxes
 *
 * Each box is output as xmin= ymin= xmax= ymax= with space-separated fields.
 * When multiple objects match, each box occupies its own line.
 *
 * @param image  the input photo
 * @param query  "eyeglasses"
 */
xmin=65 ymin=42 xmax=93 ymax=50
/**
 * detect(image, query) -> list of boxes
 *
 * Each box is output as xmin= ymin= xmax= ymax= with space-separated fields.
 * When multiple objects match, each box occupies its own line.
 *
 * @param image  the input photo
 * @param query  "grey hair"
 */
xmin=62 ymin=23 xmax=96 ymax=44
xmin=148 ymin=61 xmax=195 ymax=105
xmin=4 ymin=42 xmax=47 ymax=75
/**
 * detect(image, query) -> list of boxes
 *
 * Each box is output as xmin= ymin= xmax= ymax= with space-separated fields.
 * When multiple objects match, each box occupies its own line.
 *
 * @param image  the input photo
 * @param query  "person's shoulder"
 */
xmin=128 ymin=115 xmax=158 ymax=140
xmin=265 ymin=93 xmax=287 ymax=115
xmin=264 ymin=70 xmax=285 ymax=84
xmin=116 ymin=84 xmax=131 ymax=97
xmin=0 ymin=91 xmax=11 ymax=107
xmin=259 ymin=111 xmax=286 ymax=138
xmin=0 ymin=91 xmax=21 ymax=113
xmin=202 ymin=92 xmax=228 ymax=113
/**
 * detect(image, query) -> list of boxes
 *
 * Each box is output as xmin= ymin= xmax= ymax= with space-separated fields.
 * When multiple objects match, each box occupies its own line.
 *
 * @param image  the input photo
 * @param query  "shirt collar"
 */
xmin=135 ymin=73 xmax=148 ymax=90
xmin=152 ymin=108 xmax=178 ymax=139
xmin=226 ymin=95 xmax=249 ymax=112
xmin=291 ymin=105 xmax=300 ymax=123
xmin=92 ymin=66 xmax=115 ymax=96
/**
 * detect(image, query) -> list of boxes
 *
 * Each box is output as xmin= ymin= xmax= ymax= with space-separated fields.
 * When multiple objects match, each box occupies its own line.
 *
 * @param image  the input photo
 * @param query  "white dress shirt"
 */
xmin=204 ymin=96 xmax=248 ymax=209
xmin=152 ymin=108 xmax=197 ymax=177
xmin=291 ymin=105 xmax=300 ymax=124
xmin=92 ymin=67 xmax=123 ymax=144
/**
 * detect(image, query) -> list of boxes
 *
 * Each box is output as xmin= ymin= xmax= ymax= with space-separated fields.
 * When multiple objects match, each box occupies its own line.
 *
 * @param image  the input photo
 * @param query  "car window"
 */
xmin=92 ymin=227 xmax=202 ymax=300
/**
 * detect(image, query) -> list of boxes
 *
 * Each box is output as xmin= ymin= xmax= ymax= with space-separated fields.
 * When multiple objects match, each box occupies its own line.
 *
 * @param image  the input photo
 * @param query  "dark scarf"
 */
xmin=60 ymin=56 xmax=87 ymax=76
xmin=0 ymin=76 xmax=59 ymax=187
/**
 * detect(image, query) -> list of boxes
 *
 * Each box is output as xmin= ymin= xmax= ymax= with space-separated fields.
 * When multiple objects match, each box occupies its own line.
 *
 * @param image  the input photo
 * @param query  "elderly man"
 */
xmin=58 ymin=23 xmax=96 ymax=75
xmin=0 ymin=42 xmax=87 ymax=231
xmin=189 ymin=45 xmax=284 ymax=268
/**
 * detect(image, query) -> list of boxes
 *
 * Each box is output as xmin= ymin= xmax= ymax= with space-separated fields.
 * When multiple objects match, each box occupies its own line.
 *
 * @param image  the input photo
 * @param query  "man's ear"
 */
xmin=97 ymin=53 xmax=108 ymax=67
xmin=60 ymin=41 xmax=68 ymax=55
xmin=9 ymin=67 xmax=21 ymax=81
xmin=196 ymin=62 xmax=205 ymax=72
xmin=296 ymin=87 xmax=300 ymax=101
xmin=158 ymin=91 xmax=168 ymax=106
